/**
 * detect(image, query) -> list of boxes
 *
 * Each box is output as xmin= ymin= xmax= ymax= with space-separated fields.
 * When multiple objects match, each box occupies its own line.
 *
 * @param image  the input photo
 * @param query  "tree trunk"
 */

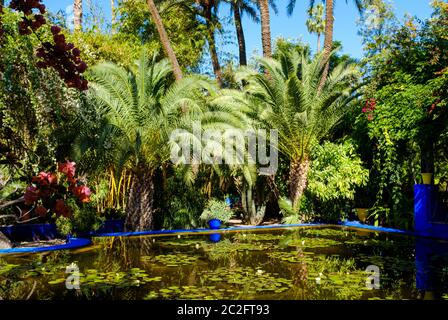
xmin=125 ymin=169 xmax=155 ymax=232
xmin=317 ymin=33 xmax=321 ymax=53
xmin=110 ymin=0 xmax=116 ymax=33
xmin=233 ymin=3 xmax=247 ymax=66
xmin=258 ymin=0 xmax=272 ymax=58
xmin=204 ymin=3 xmax=223 ymax=87
xmin=73 ymin=0 xmax=83 ymax=32
xmin=146 ymin=0 xmax=183 ymax=81
xmin=318 ymin=0 xmax=334 ymax=91
xmin=289 ymin=158 xmax=310 ymax=210
xmin=241 ymin=184 xmax=265 ymax=225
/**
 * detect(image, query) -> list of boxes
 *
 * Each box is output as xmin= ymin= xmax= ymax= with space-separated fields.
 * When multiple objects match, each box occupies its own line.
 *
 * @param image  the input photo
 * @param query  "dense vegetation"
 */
xmin=0 ymin=0 xmax=447 ymax=235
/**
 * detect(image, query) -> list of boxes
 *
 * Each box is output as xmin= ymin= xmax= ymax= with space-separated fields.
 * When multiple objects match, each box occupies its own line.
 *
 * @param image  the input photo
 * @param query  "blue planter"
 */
xmin=208 ymin=219 xmax=222 ymax=230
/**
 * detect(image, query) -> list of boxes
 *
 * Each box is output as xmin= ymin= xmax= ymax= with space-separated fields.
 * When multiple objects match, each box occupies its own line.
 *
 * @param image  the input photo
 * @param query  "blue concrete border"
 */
xmin=1 ymin=220 xmax=447 ymax=255
xmin=0 ymin=237 xmax=92 ymax=255
xmin=93 ymin=222 xmax=324 ymax=238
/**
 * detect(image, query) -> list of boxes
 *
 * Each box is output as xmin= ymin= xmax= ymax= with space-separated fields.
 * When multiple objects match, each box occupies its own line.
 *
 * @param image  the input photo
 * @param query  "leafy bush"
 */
xmin=200 ymin=199 xmax=234 ymax=224
xmin=280 ymin=141 xmax=369 ymax=223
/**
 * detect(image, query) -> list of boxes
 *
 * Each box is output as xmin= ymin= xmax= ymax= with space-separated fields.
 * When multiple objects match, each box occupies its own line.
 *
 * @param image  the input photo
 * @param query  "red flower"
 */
xmin=24 ymin=186 xmax=39 ymax=205
xmin=54 ymin=199 xmax=71 ymax=218
xmin=58 ymin=161 xmax=76 ymax=179
xmin=32 ymin=171 xmax=57 ymax=186
xmin=35 ymin=205 xmax=48 ymax=218
xmin=73 ymin=185 xmax=92 ymax=203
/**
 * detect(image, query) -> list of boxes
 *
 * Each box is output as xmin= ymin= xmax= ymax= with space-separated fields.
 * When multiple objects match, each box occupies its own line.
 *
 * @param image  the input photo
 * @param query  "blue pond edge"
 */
xmin=0 ymin=237 xmax=92 ymax=255
xmin=0 ymin=220 xmax=446 ymax=255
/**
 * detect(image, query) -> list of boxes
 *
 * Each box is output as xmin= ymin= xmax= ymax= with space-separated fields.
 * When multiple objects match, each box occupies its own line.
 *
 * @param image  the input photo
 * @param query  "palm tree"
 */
xmin=288 ymin=0 xmax=369 ymax=87
xmin=110 ymin=0 xmax=116 ymax=32
xmin=257 ymin=0 xmax=278 ymax=58
xmin=193 ymin=0 xmax=224 ymax=86
xmin=146 ymin=0 xmax=183 ymax=81
xmin=237 ymin=47 xmax=360 ymax=211
xmin=226 ymin=0 xmax=259 ymax=66
xmin=73 ymin=0 xmax=83 ymax=31
xmin=305 ymin=3 xmax=326 ymax=52
xmin=88 ymin=54 xmax=211 ymax=231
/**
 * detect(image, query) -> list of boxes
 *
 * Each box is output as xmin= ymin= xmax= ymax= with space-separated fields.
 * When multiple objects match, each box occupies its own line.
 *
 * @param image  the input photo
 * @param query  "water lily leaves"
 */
xmin=142 ymin=254 xmax=199 ymax=266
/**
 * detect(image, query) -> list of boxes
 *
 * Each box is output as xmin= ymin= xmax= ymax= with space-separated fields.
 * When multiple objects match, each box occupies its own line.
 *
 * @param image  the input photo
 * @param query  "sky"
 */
xmin=38 ymin=0 xmax=434 ymax=60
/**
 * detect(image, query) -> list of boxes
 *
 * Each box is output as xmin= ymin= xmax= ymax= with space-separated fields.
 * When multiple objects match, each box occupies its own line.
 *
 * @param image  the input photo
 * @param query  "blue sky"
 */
xmin=40 ymin=0 xmax=434 ymax=60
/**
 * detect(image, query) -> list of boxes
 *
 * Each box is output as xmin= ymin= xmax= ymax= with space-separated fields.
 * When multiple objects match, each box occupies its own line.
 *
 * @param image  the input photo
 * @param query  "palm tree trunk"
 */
xmin=233 ymin=3 xmax=247 ymax=66
xmin=289 ymin=158 xmax=310 ymax=210
xmin=258 ymin=0 xmax=272 ymax=58
xmin=110 ymin=0 xmax=116 ymax=33
xmin=318 ymin=0 xmax=334 ymax=90
xmin=125 ymin=169 xmax=155 ymax=231
xmin=146 ymin=0 xmax=183 ymax=81
xmin=317 ymin=33 xmax=321 ymax=53
xmin=73 ymin=0 xmax=83 ymax=32
xmin=204 ymin=3 xmax=223 ymax=86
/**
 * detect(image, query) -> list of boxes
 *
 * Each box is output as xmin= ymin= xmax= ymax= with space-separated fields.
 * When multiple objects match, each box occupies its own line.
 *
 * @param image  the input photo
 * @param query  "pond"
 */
xmin=1 ymin=226 xmax=448 ymax=300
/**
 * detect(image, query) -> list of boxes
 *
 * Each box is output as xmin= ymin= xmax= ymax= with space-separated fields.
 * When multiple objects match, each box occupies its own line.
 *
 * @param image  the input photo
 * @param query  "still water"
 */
xmin=1 ymin=226 xmax=448 ymax=300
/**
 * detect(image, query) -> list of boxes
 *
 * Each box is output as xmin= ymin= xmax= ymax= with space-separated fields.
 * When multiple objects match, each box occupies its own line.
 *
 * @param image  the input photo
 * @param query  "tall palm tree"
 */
xmin=226 ymin=0 xmax=259 ymax=66
xmin=73 ymin=0 xmax=83 ymax=31
xmin=147 ymin=0 xmax=183 ymax=81
xmin=305 ymin=3 xmax=326 ymax=52
xmin=193 ymin=0 xmax=224 ymax=86
xmin=88 ymin=54 xmax=211 ymax=231
xmin=110 ymin=0 xmax=116 ymax=32
xmin=288 ymin=0 xmax=369 ymax=87
xmin=237 ymin=47 xmax=360 ymax=210
xmin=257 ymin=0 xmax=278 ymax=58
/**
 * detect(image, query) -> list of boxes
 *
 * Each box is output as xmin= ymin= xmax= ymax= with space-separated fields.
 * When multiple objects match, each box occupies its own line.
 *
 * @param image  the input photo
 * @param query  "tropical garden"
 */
xmin=0 ymin=0 xmax=447 ymax=238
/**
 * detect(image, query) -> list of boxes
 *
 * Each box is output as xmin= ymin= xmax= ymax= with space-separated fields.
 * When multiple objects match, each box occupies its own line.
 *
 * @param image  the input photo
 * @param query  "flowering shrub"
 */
xmin=24 ymin=160 xmax=91 ymax=218
xmin=2 ymin=0 xmax=88 ymax=90
xmin=22 ymin=161 xmax=102 ymax=236
xmin=362 ymin=98 xmax=376 ymax=121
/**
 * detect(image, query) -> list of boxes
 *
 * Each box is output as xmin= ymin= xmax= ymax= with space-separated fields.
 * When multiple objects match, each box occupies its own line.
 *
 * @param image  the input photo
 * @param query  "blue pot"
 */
xmin=208 ymin=219 xmax=222 ymax=230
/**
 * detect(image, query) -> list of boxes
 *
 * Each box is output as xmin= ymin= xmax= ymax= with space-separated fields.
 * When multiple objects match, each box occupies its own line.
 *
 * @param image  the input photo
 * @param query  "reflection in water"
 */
xmin=1 ymin=226 xmax=448 ymax=300
xmin=209 ymin=233 xmax=222 ymax=243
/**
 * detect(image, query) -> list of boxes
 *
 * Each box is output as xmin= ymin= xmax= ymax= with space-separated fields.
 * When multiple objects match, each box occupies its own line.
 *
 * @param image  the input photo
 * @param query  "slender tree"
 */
xmin=305 ymin=3 xmax=326 ymax=52
xmin=110 ymin=0 xmax=116 ymax=32
xmin=227 ymin=0 xmax=259 ymax=66
xmin=73 ymin=0 xmax=83 ymax=31
xmin=146 ymin=0 xmax=183 ymax=81
xmin=258 ymin=0 xmax=272 ymax=57
xmin=288 ymin=0 xmax=369 ymax=87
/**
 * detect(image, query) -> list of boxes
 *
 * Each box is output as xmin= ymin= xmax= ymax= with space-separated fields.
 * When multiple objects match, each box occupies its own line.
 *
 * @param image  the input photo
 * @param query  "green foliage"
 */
xmin=308 ymin=141 xmax=369 ymax=202
xmin=116 ymin=0 xmax=206 ymax=70
xmin=237 ymin=44 xmax=361 ymax=162
xmin=279 ymin=141 xmax=369 ymax=223
xmin=200 ymin=199 xmax=234 ymax=223
xmin=55 ymin=198 xmax=104 ymax=237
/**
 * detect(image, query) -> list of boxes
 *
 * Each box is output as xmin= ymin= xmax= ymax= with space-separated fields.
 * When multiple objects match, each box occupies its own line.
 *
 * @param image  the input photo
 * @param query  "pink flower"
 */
xmin=58 ymin=161 xmax=76 ymax=179
xmin=73 ymin=185 xmax=92 ymax=203
xmin=32 ymin=172 xmax=57 ymax=186
xmin=24 ymin=186 xmax=39 ymax=205
xmin=367 ymin=114 xmax=374 ymax=121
